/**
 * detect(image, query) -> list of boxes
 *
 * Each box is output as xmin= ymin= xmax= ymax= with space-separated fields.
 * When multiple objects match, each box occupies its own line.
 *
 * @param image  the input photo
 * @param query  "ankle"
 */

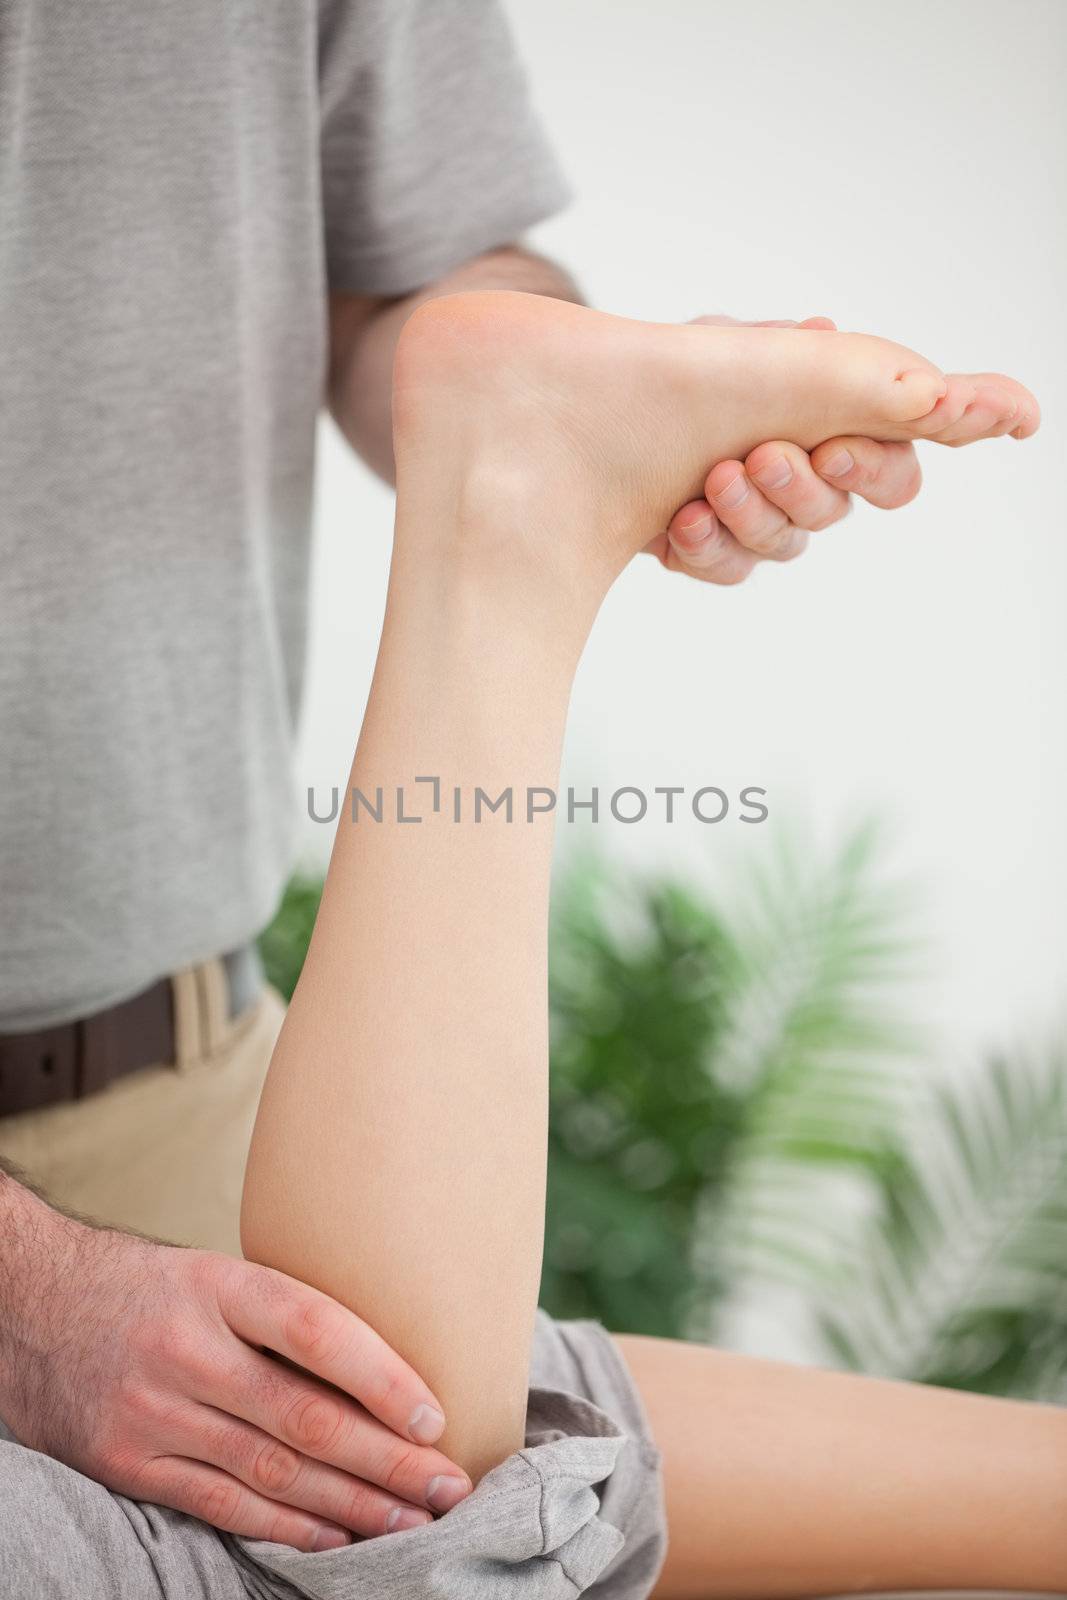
xmin=394 ymin=454 xmax=610 ymax=648
xmin=391 ymin=290 xmax=664 ymax=603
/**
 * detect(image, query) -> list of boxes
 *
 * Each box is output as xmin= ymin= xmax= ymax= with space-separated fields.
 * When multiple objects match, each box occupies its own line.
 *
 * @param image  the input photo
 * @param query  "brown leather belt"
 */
xmin=0 ymin=948 xmax=261 ymax=1119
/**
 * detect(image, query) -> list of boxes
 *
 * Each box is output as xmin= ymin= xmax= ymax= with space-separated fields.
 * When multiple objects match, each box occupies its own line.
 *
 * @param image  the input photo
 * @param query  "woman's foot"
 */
xmin=393 ymin=291 xmax=1038 ymax=609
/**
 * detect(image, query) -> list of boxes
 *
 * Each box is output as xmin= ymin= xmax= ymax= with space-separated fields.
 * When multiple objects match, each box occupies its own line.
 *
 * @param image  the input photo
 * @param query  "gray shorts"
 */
xmin=0 ymin=1314 xmax=667 ymax=1599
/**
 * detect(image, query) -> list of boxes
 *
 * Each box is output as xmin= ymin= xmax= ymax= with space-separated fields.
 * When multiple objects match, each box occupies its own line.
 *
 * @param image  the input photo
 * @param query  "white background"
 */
xmin=297 ymin=0 xmax=1066 ymax=1065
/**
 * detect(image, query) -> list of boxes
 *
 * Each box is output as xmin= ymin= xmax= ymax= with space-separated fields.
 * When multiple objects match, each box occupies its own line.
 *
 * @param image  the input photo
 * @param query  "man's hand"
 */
xmin=650 ymin=315 xmax=923 ymax=584
xmin=656 ymin=432 xmax=923 ymax=583
xmin=0 ymin=1180 xmax=471 ymax=1550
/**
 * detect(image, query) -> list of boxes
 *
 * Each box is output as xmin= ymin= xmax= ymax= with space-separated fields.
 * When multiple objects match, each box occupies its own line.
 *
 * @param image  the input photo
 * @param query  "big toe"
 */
xmin=783 ymin=331 xmax=949 ymax=447
xmin=884 ymin=364 xmax=950 ymax=424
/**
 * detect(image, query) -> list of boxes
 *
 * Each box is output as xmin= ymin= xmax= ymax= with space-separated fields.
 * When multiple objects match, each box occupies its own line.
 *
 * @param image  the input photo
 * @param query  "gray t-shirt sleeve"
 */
xmin=318 ymin=0 xmax=571 ymax=295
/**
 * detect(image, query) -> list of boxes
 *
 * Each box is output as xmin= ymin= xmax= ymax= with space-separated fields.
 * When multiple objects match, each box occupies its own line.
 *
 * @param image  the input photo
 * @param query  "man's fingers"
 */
xmin=664 ymin=504 xmax=759 ymax=584
xmin=139 ymin=1456 xmax=353 ymax=1552
xmin=666 ymin=315 xmax=852 ymax=583
xmin=738 ymin=441 xmax=852 ymax=540
xmin=219 ymin=1261 xmax=444 ymax=1444
xmin=171 ymin=1405 xmax=436 ymax=1537
xmin=202 ymin=1344 xmax=471 ymax=1509
xmin=688 ymin=313 xmax=837 ymax=330
xmin=669 ymin=435 xmax=921 ymax=574
xmin=810 ymin=437 xmax=922 ymax=509
xmin=702 ymin=458 xmax=812 ymax=561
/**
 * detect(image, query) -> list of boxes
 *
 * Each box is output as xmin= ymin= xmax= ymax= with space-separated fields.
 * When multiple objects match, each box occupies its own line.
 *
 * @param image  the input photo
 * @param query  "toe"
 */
xmin=884 ymin=364 xmax=949 ymax=424
xmin=934 ymin=386 xmax=1013 ymax=447
xmin=919 ymin=373 xmax=1040 ymax=445
xmin=973 ymin=373 xmax=1041 ymax=440
xmin=1011 ymin=395 xmax=1042 ymax=440
xmin=902 ymin=375 xmax=976 ymax=439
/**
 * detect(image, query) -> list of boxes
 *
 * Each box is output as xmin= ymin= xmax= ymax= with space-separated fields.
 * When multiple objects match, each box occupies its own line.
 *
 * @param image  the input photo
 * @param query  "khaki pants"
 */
xmin=0 ymin=967 xmax=285 ymax=1257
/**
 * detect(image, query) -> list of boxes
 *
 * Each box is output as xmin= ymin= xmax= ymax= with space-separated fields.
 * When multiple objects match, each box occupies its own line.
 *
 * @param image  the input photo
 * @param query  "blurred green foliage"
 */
xmin=260 ymin=831 xmax=1067 ymax=1401
xmin=543 ymin=867 xmax=744 ymax=1335
xmin=258 ymin=875 xmax=323 ymax=1003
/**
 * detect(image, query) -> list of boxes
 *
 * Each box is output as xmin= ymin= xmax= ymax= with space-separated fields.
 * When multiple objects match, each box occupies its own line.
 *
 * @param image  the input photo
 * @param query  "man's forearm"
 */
xmin=328 ymin=246 xmax=583 ymax=483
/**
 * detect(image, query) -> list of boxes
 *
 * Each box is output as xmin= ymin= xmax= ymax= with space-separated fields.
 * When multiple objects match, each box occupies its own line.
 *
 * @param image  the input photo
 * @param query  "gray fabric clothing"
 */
xmin=0 ymin=0 xmax=569 ymax=1031
xmin=0 ymin=1314 xmax=668 ymax=1599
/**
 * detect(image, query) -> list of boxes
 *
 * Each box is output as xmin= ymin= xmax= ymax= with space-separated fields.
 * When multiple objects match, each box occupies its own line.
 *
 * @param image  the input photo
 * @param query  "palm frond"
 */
xmin=816 ymin=1039 xmax=1067 ymax=1399
xmin=693 ymin=823 xmax=923 ymax=1328
xmin=544 ymin=853 xmax=745 ymax=1333
xmin=713 ymin=820 xmax=922 ymax=1105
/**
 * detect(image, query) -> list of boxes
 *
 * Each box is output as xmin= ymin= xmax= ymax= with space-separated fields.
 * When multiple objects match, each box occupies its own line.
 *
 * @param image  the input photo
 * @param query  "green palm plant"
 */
xmin=542 ymin=856 xmax=746 ymax=1335
xmin=816 ymin=1043 xmax=1067 ymax=1400
xmin=543 ymin=825 xmax=923 ymax=1338
xmin=259 ymin=830 xmax=1067 ymax=1400
xmin=685 ymin=823 xmax=924 ymax=1309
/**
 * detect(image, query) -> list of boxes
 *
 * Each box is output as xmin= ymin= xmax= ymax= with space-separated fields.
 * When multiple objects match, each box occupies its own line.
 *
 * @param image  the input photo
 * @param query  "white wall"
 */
xmin=297 ymin=0 xmax=1066 ymax=1061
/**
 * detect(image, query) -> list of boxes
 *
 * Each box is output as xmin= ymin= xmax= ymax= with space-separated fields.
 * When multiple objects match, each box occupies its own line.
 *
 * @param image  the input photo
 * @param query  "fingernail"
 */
xmin=752 ymin=458 xmax=793 ymax=490
xmin=714 ymin=474 xmax=749 ymax=510
xmin=426 ymin=1473 xmax=471 ymax=1513
xmin=674 ymin=510 xmax=714 ymax=544
xmin=408 ymin=1404 xmax=445 ymax=1443
xmin=820 ymin=448 xmax=854 ymax=478
xmin=387 ymin=1506 xmax=433 ymax=1534
xmin=312 ymin=1527 xmax=351 ymax=1552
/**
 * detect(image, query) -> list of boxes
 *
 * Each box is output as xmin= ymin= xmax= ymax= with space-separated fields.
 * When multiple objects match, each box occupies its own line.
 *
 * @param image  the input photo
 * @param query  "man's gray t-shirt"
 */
xmin=0 ymin=0 xmax=568 ymax=1029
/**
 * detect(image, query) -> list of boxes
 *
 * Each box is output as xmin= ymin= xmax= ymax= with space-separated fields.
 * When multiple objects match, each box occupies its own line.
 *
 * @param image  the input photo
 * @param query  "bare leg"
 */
xmin=619 ymin=1336 xmax=1067 ymax=1597
xmin=241 ymin=487 xmax=575 ymax=1481
xmin=241 ymin=292 xmax=1060 ymax=1583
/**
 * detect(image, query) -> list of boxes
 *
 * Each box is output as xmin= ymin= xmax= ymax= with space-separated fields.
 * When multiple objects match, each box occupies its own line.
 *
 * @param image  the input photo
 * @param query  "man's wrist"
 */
xmin=0 ymin=1169 xmax=79 ymax=1382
